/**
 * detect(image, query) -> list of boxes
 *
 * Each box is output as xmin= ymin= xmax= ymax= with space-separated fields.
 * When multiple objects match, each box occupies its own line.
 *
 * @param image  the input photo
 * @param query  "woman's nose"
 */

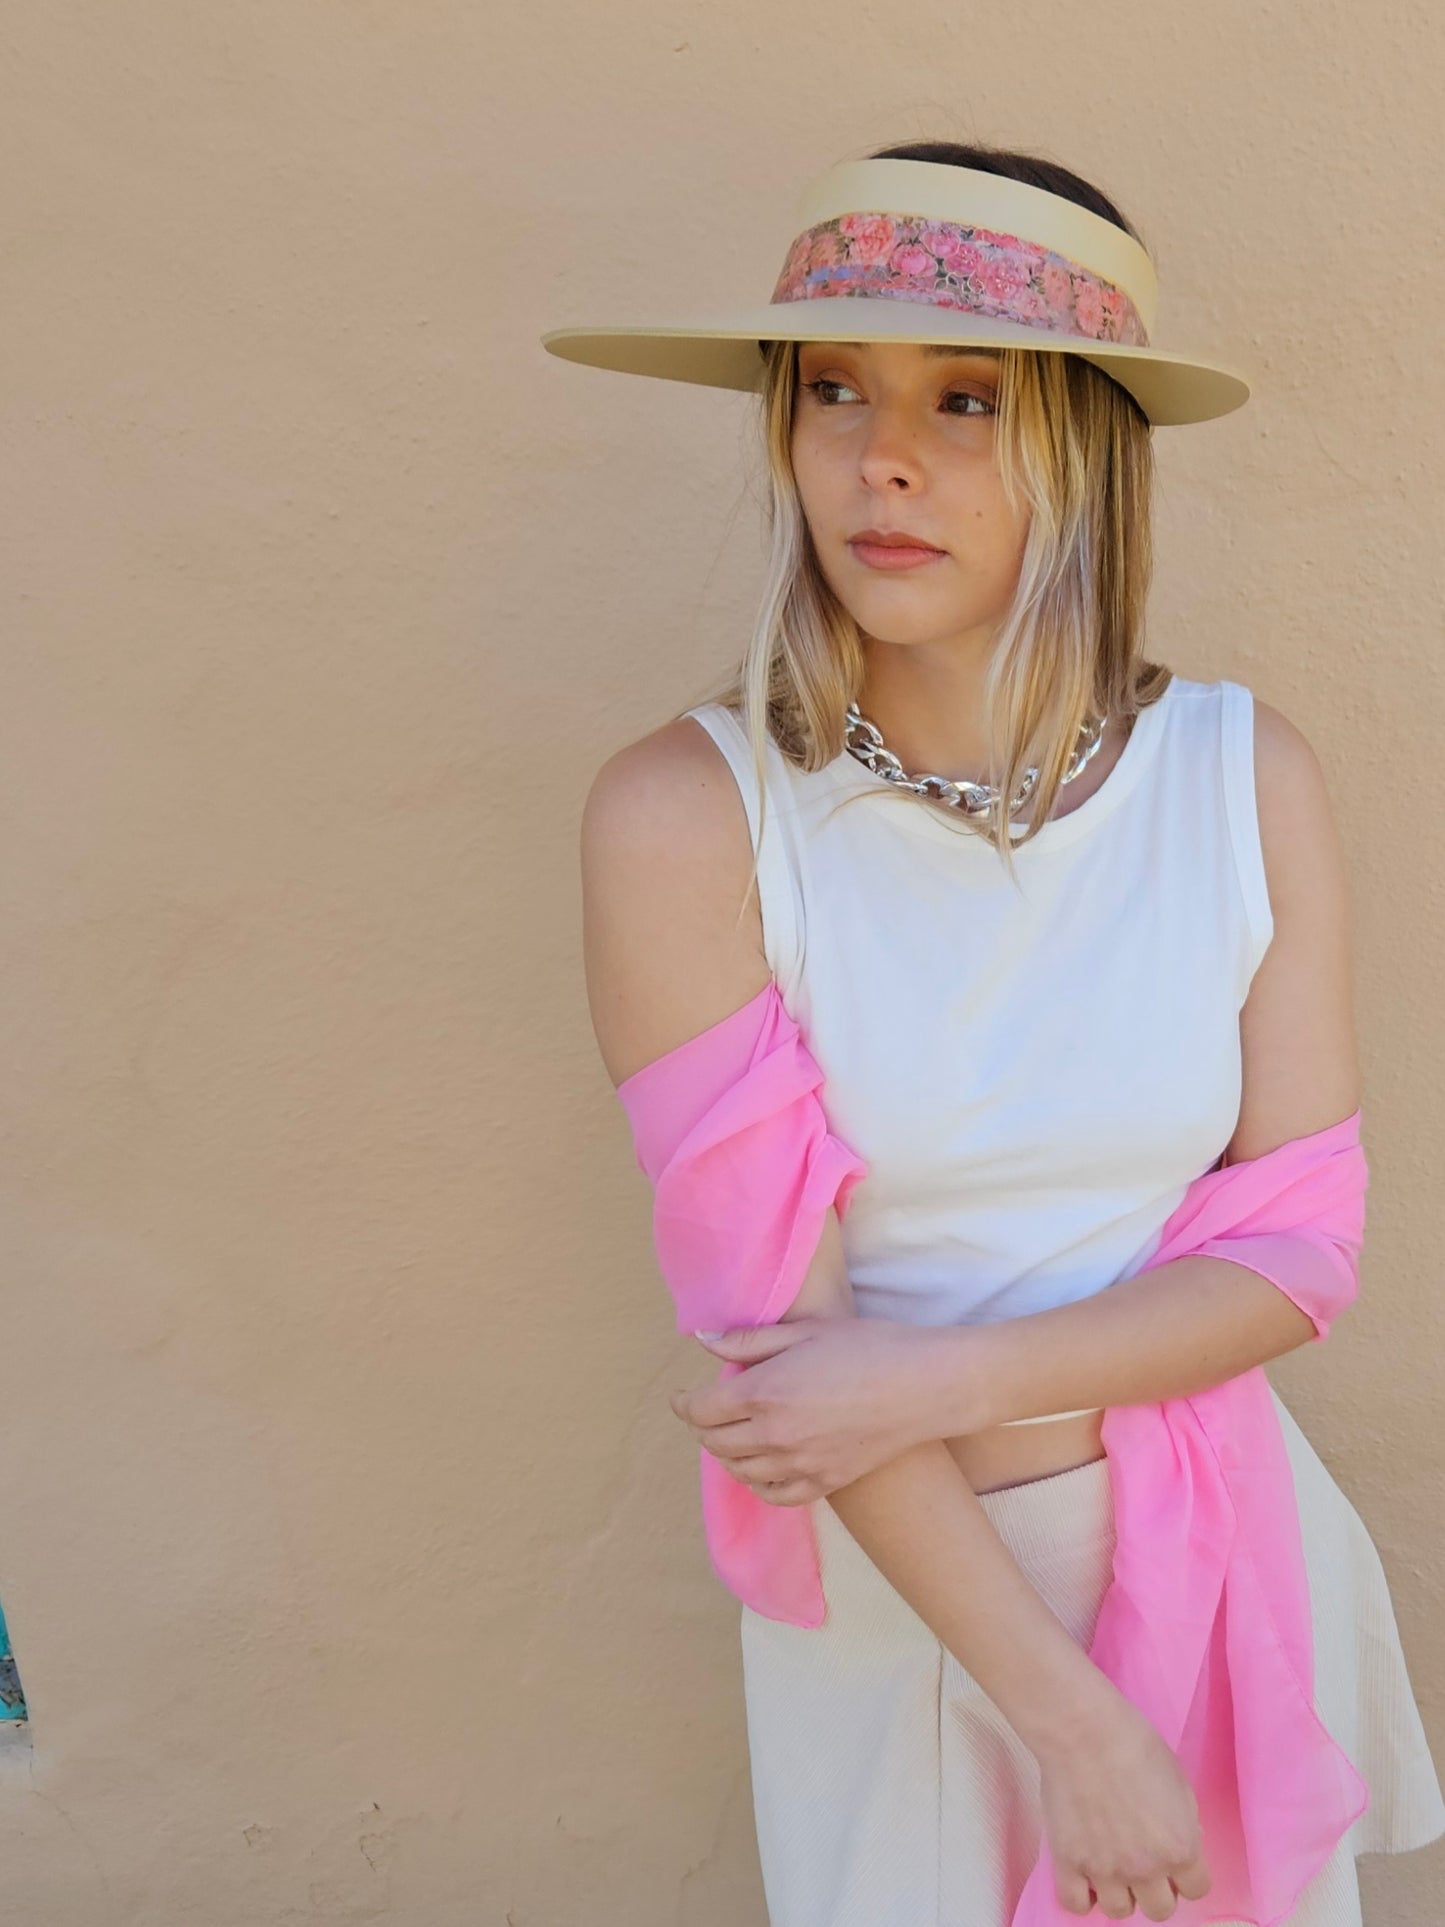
xmin=855 ymin=411 xmax=926 ymax=486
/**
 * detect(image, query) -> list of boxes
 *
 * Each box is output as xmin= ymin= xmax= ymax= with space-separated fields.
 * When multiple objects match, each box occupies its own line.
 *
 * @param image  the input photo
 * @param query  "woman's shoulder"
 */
xmin=582 ymin=709 xmax=754 ymax=876
xmin=1243 ymin=694 xmax=1343 ymax=906
xmin=581 ymin=715 xmax=771 ymax=1089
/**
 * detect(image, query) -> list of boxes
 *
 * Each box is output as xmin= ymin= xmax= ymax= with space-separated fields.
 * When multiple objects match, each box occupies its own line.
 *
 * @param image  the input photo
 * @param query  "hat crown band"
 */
xmin=769 ymin=210 xmax=1150 ymax=348
xmin=789 ymin=160 xmax=1158 ymax=329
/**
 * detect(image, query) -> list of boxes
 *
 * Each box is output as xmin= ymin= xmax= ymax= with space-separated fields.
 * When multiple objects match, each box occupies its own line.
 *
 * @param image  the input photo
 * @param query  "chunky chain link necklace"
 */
xmin=842 ymin=701 xmax=1108 ymax=822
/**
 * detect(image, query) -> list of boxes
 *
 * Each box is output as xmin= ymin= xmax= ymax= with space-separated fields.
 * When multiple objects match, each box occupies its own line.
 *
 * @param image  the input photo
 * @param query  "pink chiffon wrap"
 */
xmin=615 ymin=979 xmax=1369 ymax=1927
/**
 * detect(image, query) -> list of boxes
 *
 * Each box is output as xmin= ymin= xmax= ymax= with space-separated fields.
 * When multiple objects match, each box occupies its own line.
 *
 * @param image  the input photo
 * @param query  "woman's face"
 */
xmin=789 ymin=339 xmax=1031 ymax=652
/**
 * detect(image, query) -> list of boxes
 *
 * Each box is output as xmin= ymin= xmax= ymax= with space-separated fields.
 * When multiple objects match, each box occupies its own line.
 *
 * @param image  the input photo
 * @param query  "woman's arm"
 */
xmin=582 ymin=719 xmax=1121 ymax=1761
xmin=778 ymin=1205 xmax=1118 ymax=1757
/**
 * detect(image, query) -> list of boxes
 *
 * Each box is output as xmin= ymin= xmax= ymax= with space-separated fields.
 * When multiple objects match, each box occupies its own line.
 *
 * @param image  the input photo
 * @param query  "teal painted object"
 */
xmin=0 ymin=1597 xmax=28 ymax=1722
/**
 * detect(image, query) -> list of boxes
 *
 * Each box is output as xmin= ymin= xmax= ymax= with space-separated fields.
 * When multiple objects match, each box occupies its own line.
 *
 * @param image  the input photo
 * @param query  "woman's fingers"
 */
xmin=669 ymin=1392 xmax=817 ymax=1499
xmin=675 ymin=1409 xmax=774 ymax=1461
xmin=689 ymin=1429 xmax=817 ymax=1501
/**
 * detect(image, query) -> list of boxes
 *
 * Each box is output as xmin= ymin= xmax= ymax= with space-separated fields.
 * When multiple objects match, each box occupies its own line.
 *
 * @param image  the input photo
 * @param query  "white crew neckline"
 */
xmin=825 ymin=677 xmax=1181 ymax=856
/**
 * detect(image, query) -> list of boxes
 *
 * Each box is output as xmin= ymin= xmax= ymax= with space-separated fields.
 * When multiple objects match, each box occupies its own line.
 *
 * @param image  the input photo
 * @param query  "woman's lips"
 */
xmin=848 ymin=539 xmax=948 ymax=571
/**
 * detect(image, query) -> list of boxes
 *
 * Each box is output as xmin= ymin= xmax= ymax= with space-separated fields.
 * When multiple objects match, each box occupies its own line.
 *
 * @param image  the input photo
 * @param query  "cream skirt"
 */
xmin=739 ymin=1384 xmax=1445 ymax=1927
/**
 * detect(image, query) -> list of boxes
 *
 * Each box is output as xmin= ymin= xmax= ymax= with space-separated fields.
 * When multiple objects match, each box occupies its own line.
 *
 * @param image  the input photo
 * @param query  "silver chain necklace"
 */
xmin=843 ymin=701 xmax=1108 ymax=822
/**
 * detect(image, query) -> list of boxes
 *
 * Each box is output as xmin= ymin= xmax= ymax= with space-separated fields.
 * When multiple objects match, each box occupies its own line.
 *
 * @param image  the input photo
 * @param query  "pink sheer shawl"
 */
xmin=616 ymin=979 xmax=1369 ymax=1927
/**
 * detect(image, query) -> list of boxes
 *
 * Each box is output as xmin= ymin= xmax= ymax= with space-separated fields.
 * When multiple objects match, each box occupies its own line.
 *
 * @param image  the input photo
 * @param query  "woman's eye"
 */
xmin=801 ymin=378 xmax=994 ymax=417
xmin=953 ymin=388 xmax=996 ymax=416
xmin=803 ymin=378 xmax=860 ymax=406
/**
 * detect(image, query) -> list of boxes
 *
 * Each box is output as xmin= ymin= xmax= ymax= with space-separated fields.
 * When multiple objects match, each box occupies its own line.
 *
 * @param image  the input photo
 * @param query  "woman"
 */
xmin=549 ymin=142 xmax=1445 ymax=1923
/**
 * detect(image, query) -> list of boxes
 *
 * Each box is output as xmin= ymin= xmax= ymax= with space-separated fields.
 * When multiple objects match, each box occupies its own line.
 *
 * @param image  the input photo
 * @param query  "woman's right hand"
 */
xmin=1034 ymin=1690 xmax=1213 ymax=1920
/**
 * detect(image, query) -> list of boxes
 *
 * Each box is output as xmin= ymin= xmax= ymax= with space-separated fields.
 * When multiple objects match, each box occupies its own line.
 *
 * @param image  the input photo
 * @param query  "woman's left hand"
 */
xmin=667 ymin=1316 xmax=939 ymax=1506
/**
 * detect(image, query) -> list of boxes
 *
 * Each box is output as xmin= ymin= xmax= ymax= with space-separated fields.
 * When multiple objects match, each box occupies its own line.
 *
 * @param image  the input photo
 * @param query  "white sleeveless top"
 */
xmin=683 ymin=674 xmax=1273 ymax=1337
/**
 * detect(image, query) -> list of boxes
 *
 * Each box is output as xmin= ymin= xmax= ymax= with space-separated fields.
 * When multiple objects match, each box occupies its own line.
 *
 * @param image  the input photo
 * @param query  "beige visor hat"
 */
xmin=540 ymin=156 xmax=1250 ymax=428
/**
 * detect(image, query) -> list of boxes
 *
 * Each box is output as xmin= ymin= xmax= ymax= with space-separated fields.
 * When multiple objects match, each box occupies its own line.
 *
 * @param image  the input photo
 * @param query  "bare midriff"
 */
xmin=941 ymin=1410 xmax=1107 ymax=1496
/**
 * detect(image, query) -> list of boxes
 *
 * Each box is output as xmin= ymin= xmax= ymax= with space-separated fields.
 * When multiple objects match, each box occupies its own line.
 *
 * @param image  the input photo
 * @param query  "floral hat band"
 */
xmin=540 ymin=156 xmax=1251 ymax=427
xmin=768 ymin=158 xmax=1158 ymax=350
xmin=768 ymin=212 xmax=1151 ymax=349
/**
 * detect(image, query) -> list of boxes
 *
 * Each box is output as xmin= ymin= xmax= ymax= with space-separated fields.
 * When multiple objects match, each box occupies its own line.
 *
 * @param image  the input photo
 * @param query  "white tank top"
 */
xmin=683 ymin=674 xmax=1273 ymax=1341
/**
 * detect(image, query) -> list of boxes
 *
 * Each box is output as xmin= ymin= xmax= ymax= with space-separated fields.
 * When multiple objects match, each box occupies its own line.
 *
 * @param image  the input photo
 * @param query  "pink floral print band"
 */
xmin=769 ymin=211 xmax=1151 ymax=348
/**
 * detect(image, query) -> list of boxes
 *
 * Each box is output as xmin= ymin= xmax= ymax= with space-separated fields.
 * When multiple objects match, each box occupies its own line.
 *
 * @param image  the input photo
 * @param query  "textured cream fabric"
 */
xmin=739 ymin=1384 xmax=1445 ymax=1926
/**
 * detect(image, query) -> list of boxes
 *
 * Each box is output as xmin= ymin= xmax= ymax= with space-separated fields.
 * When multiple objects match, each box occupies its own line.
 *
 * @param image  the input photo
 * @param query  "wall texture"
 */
xmin=0 ymin=2 xmax=1441 ymax=1922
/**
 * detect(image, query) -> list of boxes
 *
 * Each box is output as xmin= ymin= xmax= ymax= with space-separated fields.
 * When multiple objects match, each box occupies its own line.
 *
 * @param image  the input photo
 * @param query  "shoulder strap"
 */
xmin=1218 ymin=680 xmax=1275 ymax=986
xmin=682 ymin=704 xmax=804 ymax=997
